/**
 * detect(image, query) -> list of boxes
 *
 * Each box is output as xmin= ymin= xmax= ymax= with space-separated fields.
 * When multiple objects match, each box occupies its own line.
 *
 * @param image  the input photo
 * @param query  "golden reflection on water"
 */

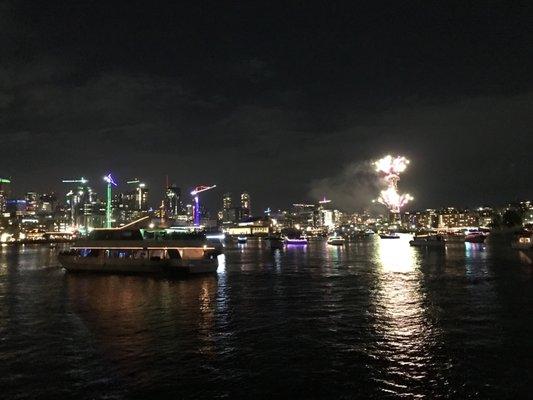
xmin=66 ymin=273 xmax=219 ymax=374
xmin=376 ymin=235 xmax=417 ymax=273
xmin=372 ymin=235 xmax=436 ymax=393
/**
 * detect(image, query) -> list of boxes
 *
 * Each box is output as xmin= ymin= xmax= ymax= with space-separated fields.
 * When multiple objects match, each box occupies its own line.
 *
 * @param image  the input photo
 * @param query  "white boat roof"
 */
xmin=71 ymin=239 xmax=213 ymax=250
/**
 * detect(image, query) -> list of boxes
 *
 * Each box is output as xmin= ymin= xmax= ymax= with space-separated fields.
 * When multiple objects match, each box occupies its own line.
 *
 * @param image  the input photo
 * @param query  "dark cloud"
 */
xmin=0 ymin=2 xmax=532 ymax=212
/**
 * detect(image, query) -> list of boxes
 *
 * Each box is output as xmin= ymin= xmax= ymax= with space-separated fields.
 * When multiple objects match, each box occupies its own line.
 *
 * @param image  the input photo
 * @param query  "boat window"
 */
xmin=103 ymin=250 xmax=136 ymax=259
xmin=167 ymin=249 xmax=181 ymax=260
xmin=133 ymin=250 xmax=147 ymax=259
xmin=149 ymin=249 xmax=166 ymax=259
xmin=80 ymin=249 xmax=100 ymax=257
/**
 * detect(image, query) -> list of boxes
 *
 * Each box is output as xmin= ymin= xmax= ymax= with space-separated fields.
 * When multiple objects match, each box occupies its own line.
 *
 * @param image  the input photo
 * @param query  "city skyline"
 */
xmin=1 ymin=170 xmax=531 ymax=216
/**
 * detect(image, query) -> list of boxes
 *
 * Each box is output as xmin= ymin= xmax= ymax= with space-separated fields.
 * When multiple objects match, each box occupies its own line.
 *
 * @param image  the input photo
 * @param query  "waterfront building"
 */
xmin=476 ymin=207 xmax=494 ymax=227
xmin=438 ymin=207 xmax=478 ymax=228
xmin=408 ymin=209 xmax=438 ymax=229
xmin=225 ymin=217 xmax=272 ymax=236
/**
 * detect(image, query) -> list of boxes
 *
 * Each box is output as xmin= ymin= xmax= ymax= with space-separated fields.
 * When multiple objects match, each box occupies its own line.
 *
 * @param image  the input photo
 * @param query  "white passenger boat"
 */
xmin=409 ymin=234 xmax=446 ymax=247
xmin=327 ymin=235 xmax=345 ymax=245
xmin=58 ymin=228 xmax=220 ymax=275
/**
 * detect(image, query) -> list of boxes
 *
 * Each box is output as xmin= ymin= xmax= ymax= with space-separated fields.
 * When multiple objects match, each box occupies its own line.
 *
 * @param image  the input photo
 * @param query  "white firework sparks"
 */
xmin=374 ymin=155 xmax=413 ymax=213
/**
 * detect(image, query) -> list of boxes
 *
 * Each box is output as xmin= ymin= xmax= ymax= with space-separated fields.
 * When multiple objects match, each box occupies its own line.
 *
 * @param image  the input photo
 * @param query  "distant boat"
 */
xmin=237 ymin=236 xmax=248 ymax=244
xmin=284 ymin=237 xmax=308 ymax=245
xmin=409 ymin=234 xmax=446 ymax=247
xmin=444 ymin=231 xmax=465 ymax=243
xmin=327 ymin=235 xmax=345 ymax=245
xmin=379 ymin=232 xmax=400 ymax=239
xmin=464 ymin=230 xmax=487 ymax=243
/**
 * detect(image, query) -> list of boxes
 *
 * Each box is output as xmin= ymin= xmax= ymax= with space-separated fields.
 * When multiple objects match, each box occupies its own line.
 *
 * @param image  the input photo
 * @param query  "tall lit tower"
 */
xmin=61 ymin=177 xmax=89 ymax=226
xmin=104 ymin=174 xmax=118 ymax=228
xmin=240 ymin=192 xmax=251 ymax=218
xmin=190 ymin=185 xmax=216 ymax=226
xmin=0 ymin=178 xmax=11 ymax=213
xmin=126 ymin=179 xmax=148 ymax=211
xmin=222 ymin=193 xmax=232 ymax=211
xmin=166 ymin=184 xmax=182 ymax=217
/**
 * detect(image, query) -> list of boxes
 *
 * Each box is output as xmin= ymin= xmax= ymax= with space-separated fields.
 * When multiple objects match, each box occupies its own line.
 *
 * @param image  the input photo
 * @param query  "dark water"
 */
xmin=1 ymin=236 xmax=532 ymax=399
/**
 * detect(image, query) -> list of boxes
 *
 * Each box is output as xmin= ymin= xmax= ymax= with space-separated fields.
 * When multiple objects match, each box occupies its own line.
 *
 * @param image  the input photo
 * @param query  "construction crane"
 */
xmin=190 ymin=185 xmax=216 ymax=226
xmin=62 ymin=177 xmax=88 ymax=185
xmin=103 ymin=174 xmax=118 ymax=228
xmin=61 ymin=177 xmax=89 ymax=226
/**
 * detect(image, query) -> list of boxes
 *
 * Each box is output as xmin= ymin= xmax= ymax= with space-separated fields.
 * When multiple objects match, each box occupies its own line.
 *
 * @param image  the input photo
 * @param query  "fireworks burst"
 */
xmin=374 ymin=155 xmax=413 ymax=213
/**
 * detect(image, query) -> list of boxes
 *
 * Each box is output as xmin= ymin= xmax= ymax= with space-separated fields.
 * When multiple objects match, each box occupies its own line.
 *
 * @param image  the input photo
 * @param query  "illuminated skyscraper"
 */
xmin=166 ymin=185 xmax=182 ymax=217
xmin=125 ymin=179 xmax=149 ymax=211
xmin=241 ymin=192 xmax=251 ymax=218
xmin=223 ymin=192 xmax=232 ymax=211
xmin=0 ymin=178 xmax=11 ymax=213
xmin=25 ymin=192 xmax=38 ymax=213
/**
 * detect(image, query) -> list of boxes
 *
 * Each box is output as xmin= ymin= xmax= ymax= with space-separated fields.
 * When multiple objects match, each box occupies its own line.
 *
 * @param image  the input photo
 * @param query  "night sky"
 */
xmin=1 ymin=1 xmax=532 ymax=212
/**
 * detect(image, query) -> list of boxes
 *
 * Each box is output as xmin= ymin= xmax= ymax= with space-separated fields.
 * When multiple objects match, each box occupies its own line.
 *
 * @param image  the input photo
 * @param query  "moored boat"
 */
xmin=464 ymin=230 xmax=487 ymax=243
xmin=284 ymin=237 xmax=308 ymax=245
xmin=379 ymin=232 xmax=400 ymax=239
xmin=409 ymin=234 xmax=446 ymax=247
xmin=58 ymin=228 xmax=220 ymax=275
xmin=327 ymin=235 xmax=345 ymax=245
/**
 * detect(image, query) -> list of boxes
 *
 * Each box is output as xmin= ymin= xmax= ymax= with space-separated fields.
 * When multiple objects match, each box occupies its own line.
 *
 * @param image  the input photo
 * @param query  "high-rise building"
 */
xmin=25 ymin=192 xmax=38 ymax=213
xmin=241 ymin=192 xmax=251 ymax=218
xmin=166 ymin=185 xmax=182 ymax=217
xmin=0 ymin=178 xmax=11 ymax=213
xmin=221 ymin=192 xmax=233 ymax=224
xmin=38 ymin=193 xmax=57 ymax=214
xmin=136 ymin=183 xmax=149 ymax=211
xmin=65 ymin=185 xmax=93 ymax=227
xmin=223 ymin=192 xmax=232 ymax=211
xmin=125 ymin=180 xmax=149 ymax=211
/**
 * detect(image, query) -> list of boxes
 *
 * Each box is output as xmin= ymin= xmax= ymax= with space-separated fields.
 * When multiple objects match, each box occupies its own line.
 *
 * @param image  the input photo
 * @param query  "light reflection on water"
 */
xmin=0 ymin=240 xmax=532 ymax=399
xmin=371 ymin=235 xmax=438 ymax=396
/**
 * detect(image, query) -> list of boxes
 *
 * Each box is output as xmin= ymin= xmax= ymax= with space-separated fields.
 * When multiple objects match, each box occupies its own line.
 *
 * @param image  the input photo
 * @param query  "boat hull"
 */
xmin=284 ymin=239 xmax=308 ymax=245
xmin=327 ymin=239 xmax=345 ymax=245
xmin=379 ymin=234 xmax=400 ymax=239
xmin=58 ymin=255 xmax=218 ymax=275
xmin=465 ymin=235 xmax=486 ymax=243
xmin=409 ymin=241 xmax=445 ymax=248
